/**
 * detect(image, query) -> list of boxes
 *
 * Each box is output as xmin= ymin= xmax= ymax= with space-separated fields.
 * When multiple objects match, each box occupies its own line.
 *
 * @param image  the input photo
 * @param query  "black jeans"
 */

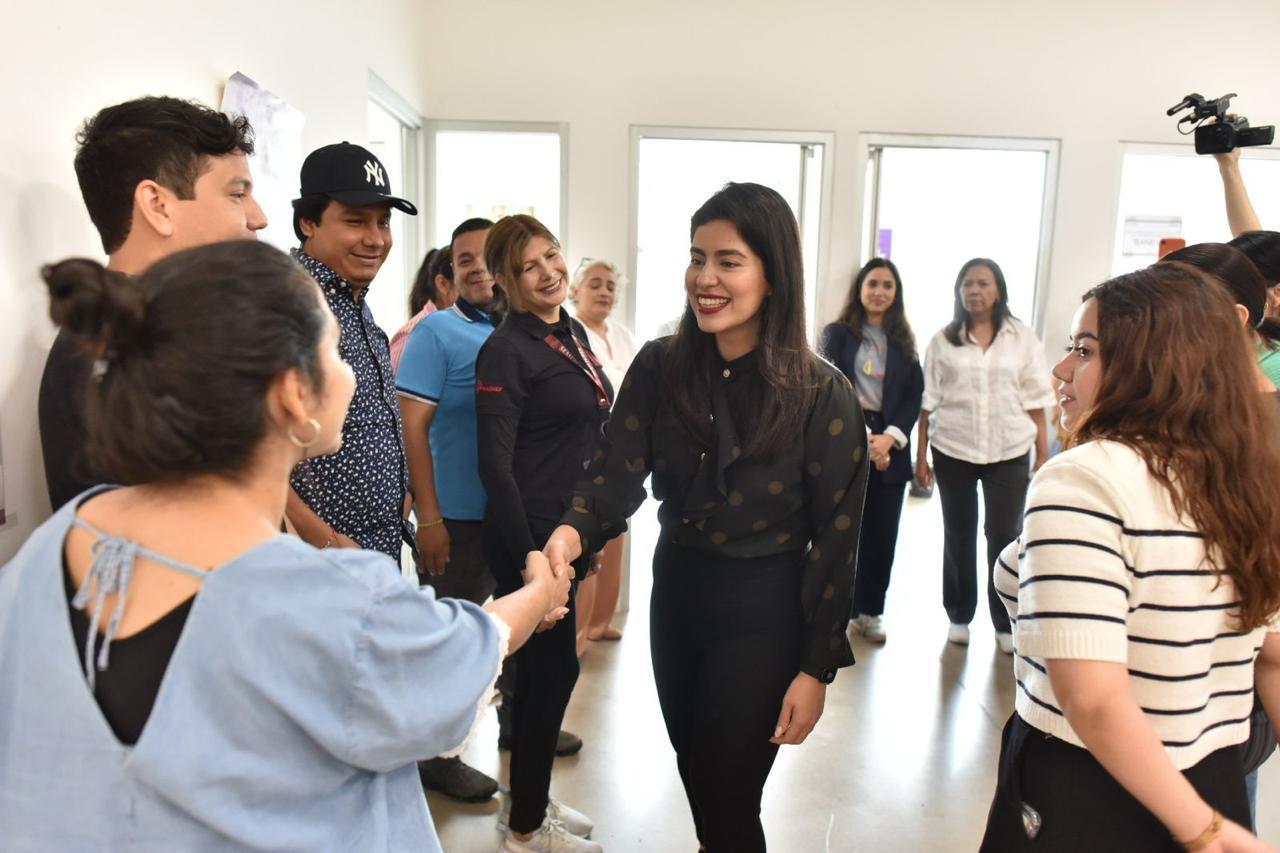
xmin=651 ymin=536 xmax=804 ymax=853
xmin=982 ymin=714 xmax=1250 ymax=851
xmin=486 ymin=517 xmax=581 ymax=834
xmin=852 ymin=464 xmax=907 ymax=618
xmin=932 ymin=449 xmax=1029 ymax=632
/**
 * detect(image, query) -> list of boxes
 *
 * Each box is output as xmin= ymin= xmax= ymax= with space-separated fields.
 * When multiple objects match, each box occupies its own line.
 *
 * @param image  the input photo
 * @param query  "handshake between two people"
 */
xmin=521 ymin=524 xmax=588 ymax=634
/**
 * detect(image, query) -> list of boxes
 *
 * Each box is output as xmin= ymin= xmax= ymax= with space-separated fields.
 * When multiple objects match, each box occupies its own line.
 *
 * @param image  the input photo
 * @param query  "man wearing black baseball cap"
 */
xmin=286 ymin=140 xmax=415 ymax=558
xmin=283 ymin=142 xmax=499 ymax=805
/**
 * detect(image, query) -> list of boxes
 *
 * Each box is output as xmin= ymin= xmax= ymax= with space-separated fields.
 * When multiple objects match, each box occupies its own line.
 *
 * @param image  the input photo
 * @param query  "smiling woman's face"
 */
xmin=685 ymin=219 xmax=769 ymax=341
xmin=860 ymin=267 xmax=898 ymax=318
xmin=513 ymin=235 xmax=569 ymax=319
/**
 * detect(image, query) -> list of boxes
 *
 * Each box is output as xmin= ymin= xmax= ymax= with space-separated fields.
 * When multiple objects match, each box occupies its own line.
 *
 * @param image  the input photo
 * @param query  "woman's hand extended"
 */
xmin=522 ymin=550 xmax=572 ymax=617
xmin=543 ymin=525 xmax=585 ymax=581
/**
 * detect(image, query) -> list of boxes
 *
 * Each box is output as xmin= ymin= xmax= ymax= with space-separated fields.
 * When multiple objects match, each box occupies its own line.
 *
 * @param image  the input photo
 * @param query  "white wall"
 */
xmin=418 ymin=0 xmax=1280 ymax=348
xmin=5 ymin=0 xmax=1280 ymax=562
xmin=0 ymin=0 xmax=432 ymax=562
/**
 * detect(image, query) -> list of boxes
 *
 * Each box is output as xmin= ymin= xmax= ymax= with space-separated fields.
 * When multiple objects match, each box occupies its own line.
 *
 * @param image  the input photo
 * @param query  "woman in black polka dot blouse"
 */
xmin=544 ymin=183 xmax=869 ymax=853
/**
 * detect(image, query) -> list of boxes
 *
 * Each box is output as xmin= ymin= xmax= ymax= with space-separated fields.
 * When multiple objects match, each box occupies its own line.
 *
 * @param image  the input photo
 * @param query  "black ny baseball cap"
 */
xmin=296 ymin=141 xmax=418 ymax=215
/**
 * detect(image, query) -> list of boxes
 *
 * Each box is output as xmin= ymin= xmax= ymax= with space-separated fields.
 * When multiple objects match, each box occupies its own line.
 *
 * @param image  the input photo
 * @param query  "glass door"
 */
xmin=632 ymin=133 xmax=829 ymax=343
xmin=862 ymin=140 xmax=1058 ymax=343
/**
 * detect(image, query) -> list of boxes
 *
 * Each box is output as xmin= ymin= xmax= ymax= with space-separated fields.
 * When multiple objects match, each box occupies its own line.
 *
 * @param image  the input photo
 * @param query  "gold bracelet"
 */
xmin=321 ymin=525 xmax=336 ymax=549
xmin=1177 ymin=809 xmax=1222 ymax=852
xmin=417 ymin=517 xmax=445 ymax=529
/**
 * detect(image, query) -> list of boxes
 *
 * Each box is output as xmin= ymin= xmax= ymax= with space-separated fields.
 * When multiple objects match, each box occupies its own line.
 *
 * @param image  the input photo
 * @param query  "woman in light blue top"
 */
xmin=0 ymin=241 xmax=570 ymax=852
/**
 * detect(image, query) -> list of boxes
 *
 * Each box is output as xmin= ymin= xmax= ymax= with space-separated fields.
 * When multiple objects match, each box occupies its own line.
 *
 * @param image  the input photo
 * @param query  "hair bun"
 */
xmin=42 ymin=258 xmax=145 ymax=350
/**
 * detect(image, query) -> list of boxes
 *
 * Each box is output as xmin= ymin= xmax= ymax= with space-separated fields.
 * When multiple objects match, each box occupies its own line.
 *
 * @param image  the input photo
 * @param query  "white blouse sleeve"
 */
xmin=921 ymin=330 xmax=945 ymax=413
xmin=1018 ymin=323 xmax=1056 ymax=411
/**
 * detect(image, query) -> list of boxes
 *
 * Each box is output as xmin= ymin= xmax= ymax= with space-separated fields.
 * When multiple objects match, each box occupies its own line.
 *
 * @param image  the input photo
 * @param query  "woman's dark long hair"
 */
xmin=1229 ymin=230 xmax=1280 ymax=285
xmin=1068 ymin=263 xmax=1280 ymax=631
xmin=943 ymin=258 xmax=1014 ymax=346
xmin=836 ymin=258 xmax=918 ymax=362
xmin=412 ymin=247 xmax=453 ymax=317
xmin=1163 ymin=242 xmax=1280 ymax=346
xmin=663 ymin=182 xmax=818 ymax=460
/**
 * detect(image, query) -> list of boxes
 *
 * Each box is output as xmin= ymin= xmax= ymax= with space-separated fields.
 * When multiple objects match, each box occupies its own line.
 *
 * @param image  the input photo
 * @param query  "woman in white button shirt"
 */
xmin=568 ymin=258 xmax=638 ymax=654
xmin=915 ymin=258 xmax=1054 ymax=651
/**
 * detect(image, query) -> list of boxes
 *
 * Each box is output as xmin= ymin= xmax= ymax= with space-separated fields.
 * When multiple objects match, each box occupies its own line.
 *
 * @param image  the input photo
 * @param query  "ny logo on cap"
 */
xmin=364 ymin=160 xmax=386 ymax=187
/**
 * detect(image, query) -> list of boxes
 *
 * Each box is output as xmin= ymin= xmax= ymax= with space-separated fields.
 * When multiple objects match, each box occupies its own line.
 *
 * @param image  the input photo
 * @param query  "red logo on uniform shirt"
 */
xmin=477 ymin=382 xmax=504 ymax=393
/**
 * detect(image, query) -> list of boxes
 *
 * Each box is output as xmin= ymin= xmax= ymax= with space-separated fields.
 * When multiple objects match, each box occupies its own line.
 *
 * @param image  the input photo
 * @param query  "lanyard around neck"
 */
xmin=542 ymin=331 xmax=610 ymax=410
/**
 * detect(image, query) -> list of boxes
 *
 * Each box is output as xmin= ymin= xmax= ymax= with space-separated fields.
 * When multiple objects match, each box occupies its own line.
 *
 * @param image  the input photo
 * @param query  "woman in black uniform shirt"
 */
xmin=475 ymin=214 xmax=610 ymax=853
xmin=544 ymin=183 xmax=870 ymax=853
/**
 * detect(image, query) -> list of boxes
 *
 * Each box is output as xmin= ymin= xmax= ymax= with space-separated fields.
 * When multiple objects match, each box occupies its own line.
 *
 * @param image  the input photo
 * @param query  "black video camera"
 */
xmin=1167 ymin=93 xmax=1275 ymax=155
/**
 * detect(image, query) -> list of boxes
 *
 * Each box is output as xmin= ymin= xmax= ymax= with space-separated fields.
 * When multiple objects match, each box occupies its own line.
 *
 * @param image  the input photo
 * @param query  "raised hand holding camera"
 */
xmin=1167 ymin=92 xmax=1275 ymax=154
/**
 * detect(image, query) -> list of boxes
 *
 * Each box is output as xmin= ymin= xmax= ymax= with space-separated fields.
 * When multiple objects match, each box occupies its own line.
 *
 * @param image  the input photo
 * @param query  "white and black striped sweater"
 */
xmin=995 ymin=439 xmax=1279 ymax=769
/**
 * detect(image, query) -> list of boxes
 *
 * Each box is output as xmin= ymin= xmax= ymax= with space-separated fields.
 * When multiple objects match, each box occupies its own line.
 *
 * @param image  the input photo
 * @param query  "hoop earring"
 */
xmin=288 ymin=418 xmax=322 ymax=454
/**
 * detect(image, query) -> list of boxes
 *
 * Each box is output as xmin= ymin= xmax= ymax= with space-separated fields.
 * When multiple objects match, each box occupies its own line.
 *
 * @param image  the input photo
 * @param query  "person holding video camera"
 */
xmin=1172 ymin=93 xmax=1280 ymax=387
xmin=1212 ymin=141 xmax=1280 ymax=388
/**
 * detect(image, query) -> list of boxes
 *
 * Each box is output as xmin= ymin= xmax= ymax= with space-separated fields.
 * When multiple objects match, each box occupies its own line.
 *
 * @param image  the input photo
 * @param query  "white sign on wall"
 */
xmin=1122 ymin=215 xmax=1182 ymax=257
xmin=220 ymin=72 xmax=306 ymax=252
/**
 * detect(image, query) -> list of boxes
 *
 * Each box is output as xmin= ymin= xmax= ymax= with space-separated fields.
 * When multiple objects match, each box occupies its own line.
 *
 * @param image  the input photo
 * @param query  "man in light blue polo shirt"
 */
xmin=398 ymin=217 xmax=497 ymax=599
xmin=397 ymin=217 xmax=499 ymax=802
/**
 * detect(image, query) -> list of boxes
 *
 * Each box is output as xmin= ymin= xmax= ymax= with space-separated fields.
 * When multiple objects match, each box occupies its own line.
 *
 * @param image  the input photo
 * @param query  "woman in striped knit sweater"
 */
xmin=981 ymin=263 xmax=1280 ymax=852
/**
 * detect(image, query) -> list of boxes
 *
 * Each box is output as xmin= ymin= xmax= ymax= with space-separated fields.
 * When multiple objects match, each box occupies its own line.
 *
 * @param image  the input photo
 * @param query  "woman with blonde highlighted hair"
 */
xmin=474 ymin=215 xmax=610 ymax=853
xmin=982 ymin=263 xmax=1280 ymax=851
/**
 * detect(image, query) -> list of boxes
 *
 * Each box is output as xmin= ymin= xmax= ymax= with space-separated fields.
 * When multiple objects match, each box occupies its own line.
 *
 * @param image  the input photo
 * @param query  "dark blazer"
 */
xmin=819 ymin=322 xmax=924 ymax=485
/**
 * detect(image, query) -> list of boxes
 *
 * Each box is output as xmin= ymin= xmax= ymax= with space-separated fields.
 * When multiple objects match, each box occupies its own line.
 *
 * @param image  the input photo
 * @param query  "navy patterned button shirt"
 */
xmin=290 ymin=249 xmax=410 ymax=559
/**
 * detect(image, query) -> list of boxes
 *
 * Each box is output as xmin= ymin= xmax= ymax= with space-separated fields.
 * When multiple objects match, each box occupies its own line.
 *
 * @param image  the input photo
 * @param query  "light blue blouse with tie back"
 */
xmin=0 ymin=487 xmax=505 ymax=852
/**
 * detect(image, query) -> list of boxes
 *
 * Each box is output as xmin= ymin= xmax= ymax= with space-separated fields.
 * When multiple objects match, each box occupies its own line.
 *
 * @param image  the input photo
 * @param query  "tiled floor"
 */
xmin=429 ymin=494 xmax=1280 ymax=852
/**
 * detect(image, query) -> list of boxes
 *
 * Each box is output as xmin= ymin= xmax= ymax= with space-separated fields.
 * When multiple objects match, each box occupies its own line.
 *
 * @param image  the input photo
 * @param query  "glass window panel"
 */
xmin=366 ymin=99 xmax=410 ymax=332
xmin=873 ymin=147 xmax=1049 ymax=345
xmin=432 ymin=130 xmax=562 ymax=248
xmin=634 ymin=138 xmax=819 ymax=343
xmin=1111 ymin=150 xmax=1280 ymax=277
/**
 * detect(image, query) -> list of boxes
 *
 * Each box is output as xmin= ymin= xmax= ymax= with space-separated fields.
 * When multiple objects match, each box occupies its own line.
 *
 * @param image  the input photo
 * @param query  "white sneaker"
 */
xmin=996 ymin=632 xmax=1015 ymax=655
xmin=502 ymin=818 xmax=603 ymax=853
xmin=499 ymin=795 xmax=594 ymax=839
xmin=861 ymin=615 xmax=887 ymax=643
xmin=947 ymin=623 xmax=970 ymax=646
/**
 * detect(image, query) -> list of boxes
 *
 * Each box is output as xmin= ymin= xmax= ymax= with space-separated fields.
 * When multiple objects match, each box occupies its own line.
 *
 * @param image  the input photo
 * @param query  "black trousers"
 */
xmin=650 ymin=536 xmax=804 ymax=853
xmin=852 ymin=464 xmax=907 ymax=618
xmin=982 ymin=714 xmax=1250 ymax=851
xmin=425 ymin=519 xmax=513 ymax=761
xmin=424 ymin=519 xmax=498 ymax=605
xmin=486 ymin=517 xmax=581 ymax=834
xmin=932 ymin=449 xmax=1029 ymax=632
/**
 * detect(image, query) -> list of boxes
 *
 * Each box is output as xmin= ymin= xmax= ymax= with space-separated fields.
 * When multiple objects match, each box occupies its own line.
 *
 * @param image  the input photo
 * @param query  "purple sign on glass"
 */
xmin=877 ymin=228 xmax=893 ymax=259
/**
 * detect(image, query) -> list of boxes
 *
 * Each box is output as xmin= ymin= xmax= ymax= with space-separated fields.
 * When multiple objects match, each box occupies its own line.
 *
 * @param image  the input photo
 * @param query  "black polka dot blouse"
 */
xmin=561 ymin=337 xmax=870 ymax=681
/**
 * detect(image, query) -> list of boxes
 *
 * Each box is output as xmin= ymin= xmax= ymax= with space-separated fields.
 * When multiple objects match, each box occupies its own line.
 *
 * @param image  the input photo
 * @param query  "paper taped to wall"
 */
xmin=220 ymin=72 xmax=306 ymax=252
